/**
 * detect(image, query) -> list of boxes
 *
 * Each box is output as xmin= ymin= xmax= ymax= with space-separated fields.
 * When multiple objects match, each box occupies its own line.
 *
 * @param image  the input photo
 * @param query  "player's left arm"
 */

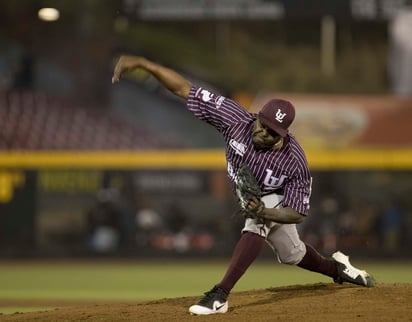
xmin=248 ymin=198 xmax=305 ymax=224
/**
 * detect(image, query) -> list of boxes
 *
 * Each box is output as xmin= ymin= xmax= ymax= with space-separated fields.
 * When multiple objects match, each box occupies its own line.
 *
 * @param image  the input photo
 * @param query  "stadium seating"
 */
xmin=0 ymin=90 xmax=181 ymax=150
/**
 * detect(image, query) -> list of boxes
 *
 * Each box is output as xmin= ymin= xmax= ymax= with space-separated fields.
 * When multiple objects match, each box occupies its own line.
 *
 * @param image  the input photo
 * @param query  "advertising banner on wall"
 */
xmin=250 ymin=93 xmax=412 ymax=149
xmin=121 ymin=0 xmax=409 ymax=21
xmin=0 ymin=170 xmax=36 ymax=254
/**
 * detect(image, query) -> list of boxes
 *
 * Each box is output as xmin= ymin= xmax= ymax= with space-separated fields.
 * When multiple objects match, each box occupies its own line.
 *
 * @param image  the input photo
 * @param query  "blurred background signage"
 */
xmin=122 ymin=0 xmax=409 ymax=20
xmin=122 ymin=0 xmax=285 ymax=20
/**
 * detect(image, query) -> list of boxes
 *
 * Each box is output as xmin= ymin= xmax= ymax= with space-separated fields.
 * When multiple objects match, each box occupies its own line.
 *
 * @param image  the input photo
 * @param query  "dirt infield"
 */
xmin=0 ymin=283 xmax=411 ymax=322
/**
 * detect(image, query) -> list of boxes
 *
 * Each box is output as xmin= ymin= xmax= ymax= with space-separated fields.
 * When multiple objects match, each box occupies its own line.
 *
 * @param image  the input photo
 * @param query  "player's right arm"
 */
xmin=112 ymin=55 xmax=192 ymax=100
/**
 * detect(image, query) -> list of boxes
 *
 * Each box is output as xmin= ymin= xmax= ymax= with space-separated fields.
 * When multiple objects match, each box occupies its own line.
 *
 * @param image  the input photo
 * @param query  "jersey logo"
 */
xmin=275 ymin=109 xmax=287 ymax=123
xmin=263 ymin=169 xmax=287 ymax=191
xmin=196 ymin=89 xmax=214 ymax=102
xmin=229 ymin=139 xmax=246 ymax=156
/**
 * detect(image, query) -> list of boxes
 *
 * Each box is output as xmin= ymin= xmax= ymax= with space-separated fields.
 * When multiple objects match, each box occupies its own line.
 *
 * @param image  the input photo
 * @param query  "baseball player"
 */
xmin=112 ymin=56 xmax=374 ymax=316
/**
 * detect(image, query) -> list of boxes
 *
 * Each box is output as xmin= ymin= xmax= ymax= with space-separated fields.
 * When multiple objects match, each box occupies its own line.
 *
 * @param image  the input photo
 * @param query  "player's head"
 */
xmin=252 ymin=99 xmax=295 ymax=150
xmin=258 ymin=99 xmax=295 ymax=138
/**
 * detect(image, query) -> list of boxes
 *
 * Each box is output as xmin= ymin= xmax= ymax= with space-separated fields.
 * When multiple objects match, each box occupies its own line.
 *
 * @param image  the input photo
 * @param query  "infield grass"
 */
xmin=0 ymin=259 xmax=411 ymax=314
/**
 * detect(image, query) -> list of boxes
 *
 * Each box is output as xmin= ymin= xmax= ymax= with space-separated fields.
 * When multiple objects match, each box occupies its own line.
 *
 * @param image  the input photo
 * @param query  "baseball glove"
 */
xmin=235 ymin=164 xmax=264 ymax=218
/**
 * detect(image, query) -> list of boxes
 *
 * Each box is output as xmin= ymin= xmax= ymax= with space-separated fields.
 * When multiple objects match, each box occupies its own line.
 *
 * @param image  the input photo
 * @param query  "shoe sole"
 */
xmin=189 ymin=302 xmax=228 ymax=315
xmin=332 ymin=251 xmax=375 ymax=287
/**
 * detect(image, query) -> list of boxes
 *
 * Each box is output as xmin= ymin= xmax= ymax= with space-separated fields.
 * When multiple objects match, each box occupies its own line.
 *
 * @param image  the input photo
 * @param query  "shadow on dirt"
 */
xmin=240 ymin=282 xmax=352 ymax=308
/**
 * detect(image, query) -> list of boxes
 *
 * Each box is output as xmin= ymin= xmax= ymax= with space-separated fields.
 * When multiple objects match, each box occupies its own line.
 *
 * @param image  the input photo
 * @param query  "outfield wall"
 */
xmin=1 ymin=150 xmax=411 ymax=258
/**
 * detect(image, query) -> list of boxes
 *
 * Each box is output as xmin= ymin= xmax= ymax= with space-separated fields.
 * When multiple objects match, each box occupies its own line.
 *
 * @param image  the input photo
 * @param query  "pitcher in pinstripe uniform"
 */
xmin=113 ymin=56 xmax=374 ymax=316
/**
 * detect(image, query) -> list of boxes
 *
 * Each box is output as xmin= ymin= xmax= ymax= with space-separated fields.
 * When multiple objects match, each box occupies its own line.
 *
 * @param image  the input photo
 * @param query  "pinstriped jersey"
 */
xmin=187 ymin=86 xmax=311 ymax=216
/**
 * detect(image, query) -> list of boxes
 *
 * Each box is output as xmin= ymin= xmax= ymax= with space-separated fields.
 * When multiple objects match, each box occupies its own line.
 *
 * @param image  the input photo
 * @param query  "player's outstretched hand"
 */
xmin=112 ymin=55 xmax=145 ymax=84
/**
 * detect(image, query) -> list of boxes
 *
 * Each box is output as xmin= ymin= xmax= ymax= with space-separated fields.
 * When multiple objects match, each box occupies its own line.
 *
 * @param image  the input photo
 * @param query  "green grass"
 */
xmin=0 ymin=259 xmax=411 ymax=314
xmin=0 ymin=307 xmax=55 ymax=314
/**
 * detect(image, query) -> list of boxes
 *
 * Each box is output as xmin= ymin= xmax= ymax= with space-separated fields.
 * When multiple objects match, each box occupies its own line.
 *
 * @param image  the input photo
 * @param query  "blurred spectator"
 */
xmin=300 ymin=197 xmax=338 ymax=254
xmin=352 ymin=200 xmax=380 ymax=251
xmin=165 ymin=202 xmax=191 ymax=253
xmin=338 ymin=210 xmax=357 ymax=238
xmin=379 ymin=200 xmax=403 ymax=254
xmin=335 ymin=198 xmax=397 ymax=253
xmin=135 ymin=201 xmax=163 ymax=248
xmin=86 ymin=188 xmax=122 ymax=253
xmin=318 ymin=197 xmax=339 ymax=254
xmin=165 ymin=202 xmax=189 ymax=234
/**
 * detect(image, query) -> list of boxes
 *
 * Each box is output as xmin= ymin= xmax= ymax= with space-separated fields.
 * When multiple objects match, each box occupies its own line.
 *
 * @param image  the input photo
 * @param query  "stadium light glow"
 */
xmin=38 ymin=8 xmax=60 ymax=21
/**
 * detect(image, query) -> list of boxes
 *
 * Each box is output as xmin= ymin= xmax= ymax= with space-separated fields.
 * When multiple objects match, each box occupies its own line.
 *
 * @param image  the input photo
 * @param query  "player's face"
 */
xmin=252 ymin=118 xmax=282 ymax=150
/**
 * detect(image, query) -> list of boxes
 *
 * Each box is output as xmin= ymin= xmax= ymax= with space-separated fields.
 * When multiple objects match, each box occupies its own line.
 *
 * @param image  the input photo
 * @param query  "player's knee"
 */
xmin=277 ymin=244 xmax=306 ymax=265
xmin=279 ymin=254 xmax=302 ymax=265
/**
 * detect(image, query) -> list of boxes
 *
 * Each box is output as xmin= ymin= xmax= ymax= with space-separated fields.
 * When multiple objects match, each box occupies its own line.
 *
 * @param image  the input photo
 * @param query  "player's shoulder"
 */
xmin=286 ymin=133 xmax=303 ymax=150
xmin=285 ymin=134 xmax=308 ymax=164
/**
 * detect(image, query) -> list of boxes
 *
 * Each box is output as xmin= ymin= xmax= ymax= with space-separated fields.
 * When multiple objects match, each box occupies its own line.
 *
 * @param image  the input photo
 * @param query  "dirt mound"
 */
xmin=1 ymin=283 xmax=411 ymax=321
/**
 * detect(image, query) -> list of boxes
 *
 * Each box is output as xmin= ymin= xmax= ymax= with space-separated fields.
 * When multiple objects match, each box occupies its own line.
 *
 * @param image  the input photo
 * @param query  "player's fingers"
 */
xmin=247 ymin=198 xmax=259 ymax=209
xmin=112 ymin=75 xmax=120 ymax=84
xmin=250 ymin=196 xmax=259 ymax=204
xmin=112 ymin=66 xmax=122 ymax=84
xmin=256 ymin=200 xmax=265 ymax=215
xmin=112 ymin=57 xmax=124 ymax=83
xmin=248 ymin=197 xmax=264 ymax=213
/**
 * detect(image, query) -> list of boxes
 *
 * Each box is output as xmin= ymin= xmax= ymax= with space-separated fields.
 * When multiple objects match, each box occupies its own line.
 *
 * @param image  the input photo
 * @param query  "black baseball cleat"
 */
xmin=332 ymin=251 xmax=375 ymax=287
xmin=189 ymin=285 xmax=228 ymax=315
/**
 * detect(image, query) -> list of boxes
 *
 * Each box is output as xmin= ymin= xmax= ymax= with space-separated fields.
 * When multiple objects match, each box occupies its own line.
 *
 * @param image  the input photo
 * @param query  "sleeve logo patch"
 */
xmin=215 ymin=96 xmax=225 ymax=108
xmin=196 ymin=89 xmax=215 ymax=102
xmin=229 ymin=139 xmax=246 ymax=156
